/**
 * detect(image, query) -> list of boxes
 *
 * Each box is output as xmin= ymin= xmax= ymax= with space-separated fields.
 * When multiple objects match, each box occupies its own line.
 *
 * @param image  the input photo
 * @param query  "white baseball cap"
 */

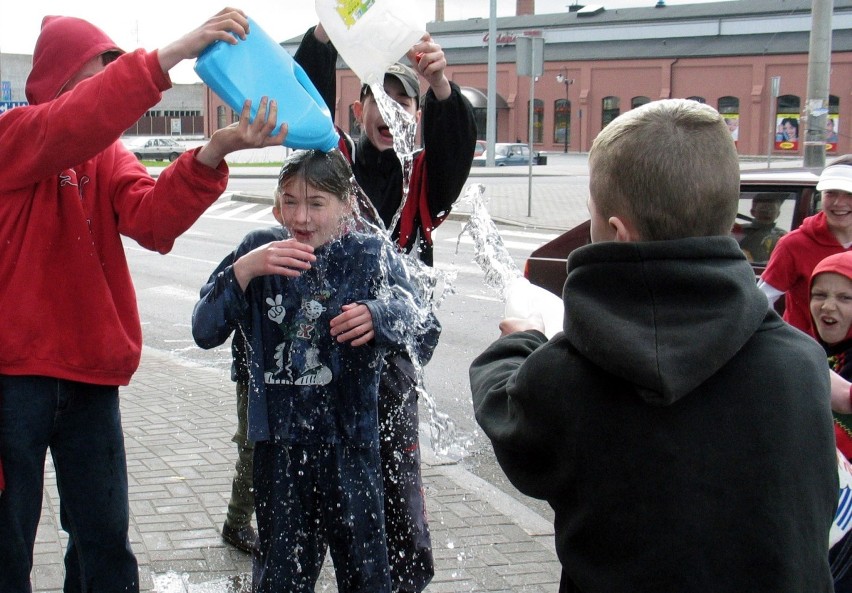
xmin=817 ymin=164 xmax=852 ymax=194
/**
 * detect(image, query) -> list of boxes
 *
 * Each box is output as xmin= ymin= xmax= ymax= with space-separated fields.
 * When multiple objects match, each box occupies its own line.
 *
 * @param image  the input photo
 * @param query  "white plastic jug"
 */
xmin=194 ymin=16 xmax=339 ymax=152
xmin=315 ymin=0 xmax=427 ymax=88
xmin=504 ymin=277 xmax=565 ymax=339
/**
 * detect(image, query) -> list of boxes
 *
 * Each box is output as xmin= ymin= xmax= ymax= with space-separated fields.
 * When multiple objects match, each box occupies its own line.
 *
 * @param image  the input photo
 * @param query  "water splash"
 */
xmin=455 ymin=184 xmax=565 ymax=338
xmin=369 ymin=81 xmax=419 ymax=236
xmin=455 ymin=184 xmax=521 ymax=299
xmin=153 ymin=572 xmax=251 ymax=593
xmin=349 ymin=82 xmax=472 ymax=459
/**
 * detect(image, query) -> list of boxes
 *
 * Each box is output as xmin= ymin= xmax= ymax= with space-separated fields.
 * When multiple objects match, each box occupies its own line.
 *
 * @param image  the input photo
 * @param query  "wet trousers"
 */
xmin=0 ymin=375 xmax=138 ymax=593
xmin=225 ymin=380 xmax=254 ymax=529
xmin=252 ymin=440 xmax=391 ymax=593
xmin=379 ymin=355 xmax=434 ymax=593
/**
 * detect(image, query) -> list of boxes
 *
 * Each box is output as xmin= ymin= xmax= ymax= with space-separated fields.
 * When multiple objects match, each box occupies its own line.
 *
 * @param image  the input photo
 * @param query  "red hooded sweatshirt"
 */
xmin=0 ymin=16 xmax=229 ymax=386
xmin=809 ymin=252 xmax=852 ymax=460
xmin=761 ymin=211 xmax=852 ymax=336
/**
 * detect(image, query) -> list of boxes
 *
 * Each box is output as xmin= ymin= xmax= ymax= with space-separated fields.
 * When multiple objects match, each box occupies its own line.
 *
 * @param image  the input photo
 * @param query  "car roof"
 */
xmin=739 ymin=167 xmax=821 ymax=186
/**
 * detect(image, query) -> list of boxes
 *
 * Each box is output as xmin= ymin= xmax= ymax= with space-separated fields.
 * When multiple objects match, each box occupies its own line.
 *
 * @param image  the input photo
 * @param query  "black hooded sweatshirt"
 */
xmin=471 ymin=236 xmax=837 ymax=593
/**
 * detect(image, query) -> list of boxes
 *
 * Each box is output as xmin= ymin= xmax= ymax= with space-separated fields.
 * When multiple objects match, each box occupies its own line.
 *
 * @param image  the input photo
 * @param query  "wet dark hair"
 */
xmin=275 ymin=149 xmax=354 ymax=203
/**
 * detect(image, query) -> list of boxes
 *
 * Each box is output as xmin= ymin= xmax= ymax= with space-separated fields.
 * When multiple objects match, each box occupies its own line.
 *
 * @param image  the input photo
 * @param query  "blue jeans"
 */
xmin=0 ymin=375 xmax=138 ymax=592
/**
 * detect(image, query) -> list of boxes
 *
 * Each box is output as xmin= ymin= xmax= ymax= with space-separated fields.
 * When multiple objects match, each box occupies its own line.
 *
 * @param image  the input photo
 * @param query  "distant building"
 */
xmin=210 ymin=0 xmax=850 ymax=156
xmin=0 ymin=52 xmax=204 ymax=137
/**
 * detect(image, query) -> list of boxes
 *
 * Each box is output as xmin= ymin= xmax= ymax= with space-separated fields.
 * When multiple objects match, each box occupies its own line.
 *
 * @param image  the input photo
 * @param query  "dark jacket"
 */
xmin=470 ymin=236 xmax=837 ymax=593
xmin=294 ymin=27 xmax=477 ymax=265
xmin=193 ymin=228 xmax=440 ymax=445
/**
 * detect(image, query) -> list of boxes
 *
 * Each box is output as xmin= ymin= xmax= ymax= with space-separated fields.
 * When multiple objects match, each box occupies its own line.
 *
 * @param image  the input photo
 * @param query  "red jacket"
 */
xmin=761 ymin=211 xmax=851 ymax=335
xmin=0 ymin=18 xmax=228 ymax=386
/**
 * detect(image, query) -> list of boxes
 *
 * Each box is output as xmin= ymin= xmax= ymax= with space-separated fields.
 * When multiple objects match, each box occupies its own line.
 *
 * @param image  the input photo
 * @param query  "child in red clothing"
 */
xmin=809 ymin=251 xmax=852 ymax=592
xmin=760 ymin=156 xmax=852 ymax=334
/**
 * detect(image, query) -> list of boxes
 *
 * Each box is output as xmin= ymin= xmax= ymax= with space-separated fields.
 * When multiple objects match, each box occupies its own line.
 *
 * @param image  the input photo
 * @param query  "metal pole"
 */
xmin=564 ymin=81 xmax=569 ymax=154
xmin=527 ymin=48 xmax=535 ymax=218
xmin=767 ymin=76 xmax=780 ymax=168
xmin=486 ymin=0 xmax=497 ymax=167
xmin=803 ymin=0 xmax=834 ymax=169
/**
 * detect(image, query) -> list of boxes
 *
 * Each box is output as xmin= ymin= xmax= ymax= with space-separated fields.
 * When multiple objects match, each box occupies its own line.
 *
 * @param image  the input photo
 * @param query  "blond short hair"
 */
xmin=589 ymin=99 xmax=739 ymax=241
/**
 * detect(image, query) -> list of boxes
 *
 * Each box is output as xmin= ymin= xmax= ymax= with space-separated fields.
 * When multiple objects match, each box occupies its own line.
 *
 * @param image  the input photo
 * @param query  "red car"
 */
xmin=524 ymin=169 xmax=822 ymax=297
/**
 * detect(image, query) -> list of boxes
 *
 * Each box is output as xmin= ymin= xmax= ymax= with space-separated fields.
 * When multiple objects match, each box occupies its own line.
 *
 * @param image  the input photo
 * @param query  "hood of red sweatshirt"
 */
xmin=810 ymin=251 xmax=852 ymax=344
xmin=799 ymin=211 xmax=841 ymax=248
xmin=25 ymin=15 xmax=123 ymax=105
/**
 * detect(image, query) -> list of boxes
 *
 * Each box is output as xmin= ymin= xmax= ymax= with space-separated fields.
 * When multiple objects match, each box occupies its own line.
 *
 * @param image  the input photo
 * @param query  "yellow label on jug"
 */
xmin=335 ymin=0 xmax=376 ymax=28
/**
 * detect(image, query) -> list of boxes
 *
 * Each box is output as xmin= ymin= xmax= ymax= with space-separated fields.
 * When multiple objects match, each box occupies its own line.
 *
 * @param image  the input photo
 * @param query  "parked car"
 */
xmin=472 ymin=142 xmax=536 ymax=167
xmin=524 ymin=169 xmax=822 ymax=297
xmin=122 ymin=136 xmax=186 ymax=162
xmin=474 ymin=140 xmax=487 ymax=157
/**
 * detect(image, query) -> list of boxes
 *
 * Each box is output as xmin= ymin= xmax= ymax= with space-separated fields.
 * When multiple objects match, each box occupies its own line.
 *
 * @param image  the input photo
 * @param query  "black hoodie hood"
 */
xmin=564 ymin=236 xmax=769 ymax=406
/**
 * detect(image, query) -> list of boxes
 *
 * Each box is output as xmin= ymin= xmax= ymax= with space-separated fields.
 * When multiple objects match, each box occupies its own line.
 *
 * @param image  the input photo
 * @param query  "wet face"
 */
xmin=354 ymin=77 xmax=419 ymax=152
xmin=60 ymin=55 xmax=106 ymax=95
xmin=810 ymin=272 xmax=852 ymax=345
xmin=273 ymin=176 xmax=351 ymax=248
xmin=822 ymin=190 xmax=852 ymax=234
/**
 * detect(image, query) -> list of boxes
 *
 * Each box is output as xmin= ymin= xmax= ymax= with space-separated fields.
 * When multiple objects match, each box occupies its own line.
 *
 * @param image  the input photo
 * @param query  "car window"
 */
xmin=732 ymin=191 xmax=796 ymax=264
xmin=495 ymin=145 xmax=509 ymax=156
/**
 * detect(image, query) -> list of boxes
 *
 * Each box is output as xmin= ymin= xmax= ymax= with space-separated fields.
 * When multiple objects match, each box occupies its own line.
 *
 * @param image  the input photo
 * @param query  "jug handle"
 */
xmin=293 ymin=62 xmax=333 ymax=117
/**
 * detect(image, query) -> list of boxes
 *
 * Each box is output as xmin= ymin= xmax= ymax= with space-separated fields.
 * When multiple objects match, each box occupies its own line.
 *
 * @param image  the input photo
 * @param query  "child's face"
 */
xmin=810 ymin=272 xmax=852 ymax=345
xmin=273 ymin=177 xmax=351 ymax=248
xmin=823 ymin=190 xmax=852 ymax=234
xmin=354 ymin=77 xmax=420 ymax=152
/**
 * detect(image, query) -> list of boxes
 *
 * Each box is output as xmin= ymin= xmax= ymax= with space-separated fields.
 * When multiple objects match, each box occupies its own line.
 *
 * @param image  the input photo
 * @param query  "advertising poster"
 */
xmin=723 ymin=114 xmax=739 ymax=144
xmin=827 ymin=115 xmax=840 ymax=153
xmin=775 ymin=114 xmax=800 ymax=151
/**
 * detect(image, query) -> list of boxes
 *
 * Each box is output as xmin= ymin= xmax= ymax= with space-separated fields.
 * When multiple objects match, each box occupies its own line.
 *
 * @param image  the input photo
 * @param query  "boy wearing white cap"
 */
xmin=760 ymin=155 xmax=852 ymax=335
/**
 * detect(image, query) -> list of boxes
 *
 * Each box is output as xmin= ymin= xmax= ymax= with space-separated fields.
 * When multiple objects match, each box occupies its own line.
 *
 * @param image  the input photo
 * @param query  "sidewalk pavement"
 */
xmin=32 ymin=347 xmax=562 ymax=592
xmin=171 ymin=151 xmax=807 ymax=231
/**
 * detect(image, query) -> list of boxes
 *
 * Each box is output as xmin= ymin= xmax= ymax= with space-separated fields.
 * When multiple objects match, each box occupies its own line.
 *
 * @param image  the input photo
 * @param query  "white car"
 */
xmin=122 ymin=137 xmax=186 ymax=162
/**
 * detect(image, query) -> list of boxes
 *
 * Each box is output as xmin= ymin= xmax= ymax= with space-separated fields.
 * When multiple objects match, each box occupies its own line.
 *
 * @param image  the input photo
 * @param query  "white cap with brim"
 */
xmin=817 ymin=164 xmax=852 ymax=194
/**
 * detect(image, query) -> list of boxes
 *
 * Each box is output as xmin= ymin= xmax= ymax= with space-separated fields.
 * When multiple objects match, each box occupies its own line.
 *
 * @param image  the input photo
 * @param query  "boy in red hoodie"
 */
xmin=0 ymin=9 xmax=286 ymax=591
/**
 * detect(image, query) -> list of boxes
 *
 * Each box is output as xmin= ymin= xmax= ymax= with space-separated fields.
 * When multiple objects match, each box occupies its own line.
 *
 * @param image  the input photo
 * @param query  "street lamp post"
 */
xmin=556 ymin=70 xmax=574 ymax=153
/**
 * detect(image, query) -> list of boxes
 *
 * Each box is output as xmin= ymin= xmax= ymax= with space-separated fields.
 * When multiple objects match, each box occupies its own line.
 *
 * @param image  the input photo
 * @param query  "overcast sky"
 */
xmin=3 ymin=0 xmax=734 ymax=83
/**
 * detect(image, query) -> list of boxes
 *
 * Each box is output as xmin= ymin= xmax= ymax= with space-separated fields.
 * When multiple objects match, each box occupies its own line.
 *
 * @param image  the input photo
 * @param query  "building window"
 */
xmin=775 ymin=95 xmax=800 ymax=152
xmin=687 ymin=96 xmax=706 ymax=103
xmin=528 ymin=99 xmax=544 ymax=143
xmin=631 ymin=96 xmax=650 ymax=109
xmin=554 ymin=98 xmax=571 ymax=147
xmin=602 ymin=96 xmax=620 ymax=128
xmin=217 ymin=105 xmax=228 ymax=130
xmin=718 ymin=96 xmax=740 ymax=143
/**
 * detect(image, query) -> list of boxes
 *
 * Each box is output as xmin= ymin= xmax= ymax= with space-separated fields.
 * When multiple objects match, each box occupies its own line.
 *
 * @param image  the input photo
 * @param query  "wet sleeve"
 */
xmin=294 ymin=25 xmax=339 ymax=117
xmin=362 ymin=246 xmax=441 ymax=364
xmin=469 ymin=332 xmax=578 ymax=501
xmin=420 ymin=81 xmax=478 ymax=221
xmin=192 ymin=249 xmax=249 ymax=349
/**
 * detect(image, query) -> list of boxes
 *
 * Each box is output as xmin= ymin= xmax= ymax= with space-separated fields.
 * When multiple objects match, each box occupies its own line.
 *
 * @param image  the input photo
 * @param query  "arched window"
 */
xmin=775 ymin=95 xmax=800 ymax=152
xmin=631 ymin=96 xmax=650 ymax=109
xmin=602 ymin=96 xmax=620 ymax=128
xmin=528 ymin=99 xmax=544 ymax=143
xmin=687 ymin=96 xmax=706 ymax=103
xmin=554 ymin=98 xmax=571 ymax=149
xmin=718 ymin=96 xmax=740 ymax=143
